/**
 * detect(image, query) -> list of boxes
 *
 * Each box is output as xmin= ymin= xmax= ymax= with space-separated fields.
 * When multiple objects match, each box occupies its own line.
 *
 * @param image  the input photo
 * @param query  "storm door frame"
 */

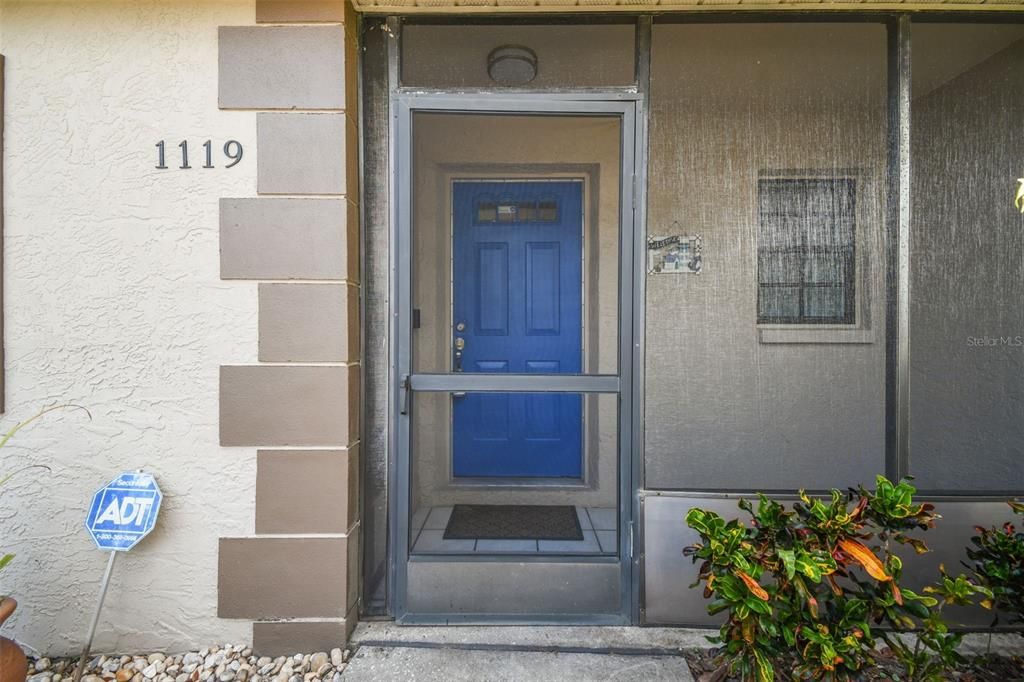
xmin=389 ymin=89 xmax=644 ymax=623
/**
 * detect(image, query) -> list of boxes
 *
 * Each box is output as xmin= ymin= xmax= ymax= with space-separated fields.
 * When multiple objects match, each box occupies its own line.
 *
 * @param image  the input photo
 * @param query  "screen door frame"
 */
xmin=390 ymin=95 xmax=643 ymax=624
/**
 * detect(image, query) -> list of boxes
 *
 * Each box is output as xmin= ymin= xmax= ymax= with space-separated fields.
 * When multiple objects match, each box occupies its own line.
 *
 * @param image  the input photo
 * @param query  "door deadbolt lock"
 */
xmin=456 ymin=321 xmax=467 ymax=332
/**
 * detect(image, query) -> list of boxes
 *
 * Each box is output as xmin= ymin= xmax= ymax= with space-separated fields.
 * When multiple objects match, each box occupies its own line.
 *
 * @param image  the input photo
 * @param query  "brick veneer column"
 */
xmin=216 ymin=0 xmax=361 ymax=656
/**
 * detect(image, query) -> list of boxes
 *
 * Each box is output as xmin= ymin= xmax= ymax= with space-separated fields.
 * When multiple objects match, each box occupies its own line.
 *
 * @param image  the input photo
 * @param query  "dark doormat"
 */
xmin=443 ymin=504 xmax=583 ymax=541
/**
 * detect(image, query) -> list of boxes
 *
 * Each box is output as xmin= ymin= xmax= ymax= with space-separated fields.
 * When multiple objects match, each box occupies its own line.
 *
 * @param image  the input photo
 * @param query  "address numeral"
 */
xmin=155 ymin=139 xmax=244 ymax=170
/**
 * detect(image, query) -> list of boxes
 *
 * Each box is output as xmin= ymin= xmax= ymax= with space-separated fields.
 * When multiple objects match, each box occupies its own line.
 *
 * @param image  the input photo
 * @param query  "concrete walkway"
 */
xmin=341 ymin=624 xmax=709 ymax=681
xmin=341 ymin=646 xmax=696 ymax=681
xmin=342 ymin=623 xmax=1024 ymax=681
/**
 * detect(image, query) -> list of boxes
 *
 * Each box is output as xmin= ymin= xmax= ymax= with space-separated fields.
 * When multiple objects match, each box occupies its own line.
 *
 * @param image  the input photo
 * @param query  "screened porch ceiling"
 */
xmin=352 ymin=0 xmax=1024 ymax=13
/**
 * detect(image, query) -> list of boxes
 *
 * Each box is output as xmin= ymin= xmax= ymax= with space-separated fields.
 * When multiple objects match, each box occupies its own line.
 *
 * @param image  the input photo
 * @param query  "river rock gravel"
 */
xmin=25 ymin=644 xmax=352 ymax=682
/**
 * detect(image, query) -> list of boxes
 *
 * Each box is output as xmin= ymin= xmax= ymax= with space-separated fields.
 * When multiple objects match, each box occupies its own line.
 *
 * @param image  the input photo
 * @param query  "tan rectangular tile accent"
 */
xmin=219 ymin=26 xmax=345 ymax=110
xmin=252 ymin=621 xmax=350 ymax=657
xmin=346 ymin=524 xmax=360 ymax=611
xmin=345 ymin=603 xmax=358 ymax=641
xmin=348 ymin=364 xmax=360 ymax=445
xmin=259 ymin=284 xmax=358 ymax=362
xmin=345 ymin=117 xmax=360 ymax=199
xmin=220 ymin=198 xmax=353 ymax=281
xmin=345 ymin=20 xmax=359 ymax=119
xmin=220 ymin=365 xmax=356 ymax=446
xmin=256 ymin=0 xmax=347 ymax=22
xmin=347 ymin=200 xmax=360 ymax=282
xmin=258 ymin=113 xmax=347 ymax=195
xmin=219 ymin=537 xmax=349 ymax=618
xmin=256 ymin=447 xmax=359 ymax=534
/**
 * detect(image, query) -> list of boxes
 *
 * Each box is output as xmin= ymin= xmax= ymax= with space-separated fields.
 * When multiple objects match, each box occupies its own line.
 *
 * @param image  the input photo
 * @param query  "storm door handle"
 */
xmin=453 ymin=331 xmax=466 ymax=398
xmin=400 ymin=375 xmax=411 ymax=416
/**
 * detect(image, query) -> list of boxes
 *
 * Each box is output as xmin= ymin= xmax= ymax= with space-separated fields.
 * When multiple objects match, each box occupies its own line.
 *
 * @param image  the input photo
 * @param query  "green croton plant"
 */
xmin=684 ymin=476 xmax=992 ymax=682
xmin=967 ymin=500 xmax=1024 ymax=629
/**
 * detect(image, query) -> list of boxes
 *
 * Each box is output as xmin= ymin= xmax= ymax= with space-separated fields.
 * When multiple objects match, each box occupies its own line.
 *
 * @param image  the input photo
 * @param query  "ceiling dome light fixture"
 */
xmin=487 ymin=45 xmax=538 ymax=86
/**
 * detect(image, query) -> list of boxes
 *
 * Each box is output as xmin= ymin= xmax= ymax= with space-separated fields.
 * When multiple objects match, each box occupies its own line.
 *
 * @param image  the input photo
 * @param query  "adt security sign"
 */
xmin=85 ymin=471 xmax=162 ymax=551
xmin=74 ymin=472 xmax=163 ymax=681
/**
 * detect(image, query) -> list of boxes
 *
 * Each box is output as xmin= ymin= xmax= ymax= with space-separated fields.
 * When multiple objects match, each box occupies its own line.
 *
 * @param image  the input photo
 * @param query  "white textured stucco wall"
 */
xmin=0 ymin=0 xmax=258 ymax=655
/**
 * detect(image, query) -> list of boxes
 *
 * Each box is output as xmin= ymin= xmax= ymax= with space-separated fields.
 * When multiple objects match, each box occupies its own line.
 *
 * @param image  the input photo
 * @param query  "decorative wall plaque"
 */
xmin=647 ymin=233 xmax=702 ymax=275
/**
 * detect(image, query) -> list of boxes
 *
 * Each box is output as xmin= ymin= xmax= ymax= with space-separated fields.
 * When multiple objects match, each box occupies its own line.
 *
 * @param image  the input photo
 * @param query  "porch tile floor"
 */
xmin=410 ymin=505 xmax=617 ymax=555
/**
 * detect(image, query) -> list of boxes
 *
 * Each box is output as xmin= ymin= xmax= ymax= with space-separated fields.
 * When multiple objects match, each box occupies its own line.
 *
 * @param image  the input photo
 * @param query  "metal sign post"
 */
xmin=73 ymin=552 xmax=116 ymax=682
xmin=73 ymin=471 xmax=163 ymax=682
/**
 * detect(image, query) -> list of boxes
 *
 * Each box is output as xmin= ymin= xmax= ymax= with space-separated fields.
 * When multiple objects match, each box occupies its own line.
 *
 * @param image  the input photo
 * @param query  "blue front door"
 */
xmin=452 ymin=180 xmax=583 ymax=478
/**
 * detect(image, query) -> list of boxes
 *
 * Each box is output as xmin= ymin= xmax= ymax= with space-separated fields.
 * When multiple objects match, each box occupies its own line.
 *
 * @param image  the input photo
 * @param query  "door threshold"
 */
xmin=446 ymin=476 xmax=587 ymax=489
xmin=394 ymin=613 xmax=630 ymax=626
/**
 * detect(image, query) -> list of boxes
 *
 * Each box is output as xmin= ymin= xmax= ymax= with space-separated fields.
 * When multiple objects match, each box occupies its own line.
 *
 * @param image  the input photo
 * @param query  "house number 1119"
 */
xmin=155 ymin=140 xmax=244 ymax=170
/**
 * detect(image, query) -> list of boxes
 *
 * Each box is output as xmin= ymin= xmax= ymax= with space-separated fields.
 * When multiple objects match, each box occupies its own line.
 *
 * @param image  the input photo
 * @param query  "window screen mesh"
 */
xmin=909 ymin=24 xmax=1024 ymax=492
xmin=757 ymin=178 xmax=857 ymax=325
xmin=645 ymin=23 xmax=888 ymax=491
